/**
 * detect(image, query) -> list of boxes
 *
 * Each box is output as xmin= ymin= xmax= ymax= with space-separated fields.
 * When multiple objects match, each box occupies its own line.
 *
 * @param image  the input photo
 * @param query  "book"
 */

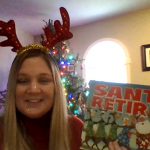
xmin=81 ymin=80 xmax=150 ymax=150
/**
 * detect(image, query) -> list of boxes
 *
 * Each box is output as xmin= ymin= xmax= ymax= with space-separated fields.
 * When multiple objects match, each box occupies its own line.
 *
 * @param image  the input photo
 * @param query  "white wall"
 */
xmin=0 ymin=27 xmax=34 ymax=91
xmin=70 ymin=8 xmax=150 ymax=85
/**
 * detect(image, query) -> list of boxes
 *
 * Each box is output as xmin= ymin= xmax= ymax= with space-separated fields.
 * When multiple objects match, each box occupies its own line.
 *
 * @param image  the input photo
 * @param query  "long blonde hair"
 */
xmin=4 ymin=48 xmax=70 ymax=150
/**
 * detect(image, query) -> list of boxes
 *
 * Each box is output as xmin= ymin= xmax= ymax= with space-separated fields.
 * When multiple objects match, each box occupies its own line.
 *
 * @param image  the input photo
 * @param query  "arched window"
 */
xmin=83 ymin=39 xmax=130 ymax=84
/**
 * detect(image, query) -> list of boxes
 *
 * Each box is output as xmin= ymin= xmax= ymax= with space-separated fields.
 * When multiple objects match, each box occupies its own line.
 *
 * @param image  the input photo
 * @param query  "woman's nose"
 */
xmin=27 ymin=81 xmax=41 ymax=93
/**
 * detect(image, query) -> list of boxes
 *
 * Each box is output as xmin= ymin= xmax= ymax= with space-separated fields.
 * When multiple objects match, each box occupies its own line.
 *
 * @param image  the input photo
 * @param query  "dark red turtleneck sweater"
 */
xmin=21 ymin=112 xmax=50 ymax=150
xmin=69 ymin=116 xmax=84 ymax=150
xmin=20 ymin=113 xmax=83 ymax=150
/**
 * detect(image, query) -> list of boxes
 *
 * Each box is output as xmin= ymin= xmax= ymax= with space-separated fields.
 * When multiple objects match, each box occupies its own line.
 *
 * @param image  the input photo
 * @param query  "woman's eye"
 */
xmin=17 ymin=79 xmax=29 ymax=84
xmin=39 ymin=79 xmax=52 ymax=84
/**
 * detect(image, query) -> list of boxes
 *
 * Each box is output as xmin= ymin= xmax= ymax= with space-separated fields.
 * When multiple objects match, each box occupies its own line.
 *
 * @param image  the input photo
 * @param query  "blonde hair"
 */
xmin=4 ymin=47 xmax=71 ymax=150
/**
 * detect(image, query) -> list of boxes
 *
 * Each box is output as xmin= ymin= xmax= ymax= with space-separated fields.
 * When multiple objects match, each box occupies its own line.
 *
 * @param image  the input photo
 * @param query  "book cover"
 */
xmin=81 ymin=80 xmax=150 ymax=150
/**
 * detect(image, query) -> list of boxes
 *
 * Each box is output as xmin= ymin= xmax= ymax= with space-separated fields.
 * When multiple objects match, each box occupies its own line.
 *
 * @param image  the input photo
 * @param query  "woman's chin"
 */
xmin=22 ymin=109 xmax=49 ymax=119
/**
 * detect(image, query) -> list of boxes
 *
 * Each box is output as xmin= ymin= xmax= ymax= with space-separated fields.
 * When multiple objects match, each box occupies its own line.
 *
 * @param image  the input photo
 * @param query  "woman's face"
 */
xmin=16 ymin=56 xmax=54 ymax=118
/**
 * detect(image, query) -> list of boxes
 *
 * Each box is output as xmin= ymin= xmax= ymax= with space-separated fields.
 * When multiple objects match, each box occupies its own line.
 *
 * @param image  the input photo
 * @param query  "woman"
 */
xmin=1 ymin=44 xmax=83 ymax=150
xmin=0 ymin=44 xmax=128 ymax=150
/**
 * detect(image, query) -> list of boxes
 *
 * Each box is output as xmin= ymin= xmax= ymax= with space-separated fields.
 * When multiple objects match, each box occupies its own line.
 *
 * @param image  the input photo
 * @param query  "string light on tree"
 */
xmin=41 ymin=20 xmax=89 ymax=120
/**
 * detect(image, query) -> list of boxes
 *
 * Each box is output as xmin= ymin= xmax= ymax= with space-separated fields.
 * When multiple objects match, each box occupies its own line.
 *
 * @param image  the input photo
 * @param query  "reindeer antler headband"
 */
xmin=0 ymin=7 xmax=73 ymax=54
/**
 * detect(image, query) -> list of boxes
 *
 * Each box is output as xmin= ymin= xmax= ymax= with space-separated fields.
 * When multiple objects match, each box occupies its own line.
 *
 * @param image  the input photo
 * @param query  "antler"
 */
xmin=42 ymin=7 xmax=73 ymax=49
xmin=0 ymin=20 xmax=22 ymax=52
xmin=0 ymin=7 xmax=73 ymax=53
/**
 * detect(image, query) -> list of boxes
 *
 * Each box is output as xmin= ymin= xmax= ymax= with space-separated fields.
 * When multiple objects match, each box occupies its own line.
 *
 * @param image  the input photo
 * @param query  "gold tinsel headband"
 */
xmin=17 ymin=44 xmax=50 ymax=55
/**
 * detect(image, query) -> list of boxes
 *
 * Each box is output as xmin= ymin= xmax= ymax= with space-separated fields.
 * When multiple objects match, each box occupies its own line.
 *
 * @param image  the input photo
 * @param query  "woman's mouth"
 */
xmin=26 ymin=99 xmax=42 ymax=103
xmin=25 ymin=99 xmax=43 ymax=110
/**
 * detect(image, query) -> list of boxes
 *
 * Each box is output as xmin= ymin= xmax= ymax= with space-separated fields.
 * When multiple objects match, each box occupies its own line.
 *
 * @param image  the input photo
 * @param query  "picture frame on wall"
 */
xmin=141 ymin=44 xmax=150 ymax=71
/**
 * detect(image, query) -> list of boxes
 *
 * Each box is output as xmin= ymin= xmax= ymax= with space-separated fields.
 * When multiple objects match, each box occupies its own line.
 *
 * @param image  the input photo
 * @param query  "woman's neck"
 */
xmin=20 ymin=111 xmax=52 ymax=128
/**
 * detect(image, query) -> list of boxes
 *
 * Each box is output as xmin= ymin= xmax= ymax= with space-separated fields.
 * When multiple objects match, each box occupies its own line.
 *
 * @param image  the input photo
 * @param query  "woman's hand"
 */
xmin=108 ymin=141 xmax=128 ymax=150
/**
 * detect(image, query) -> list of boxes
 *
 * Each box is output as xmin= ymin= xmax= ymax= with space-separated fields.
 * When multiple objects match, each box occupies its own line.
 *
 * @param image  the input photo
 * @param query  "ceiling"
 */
xmin=1 ymin=0 xmax=150 ymax=36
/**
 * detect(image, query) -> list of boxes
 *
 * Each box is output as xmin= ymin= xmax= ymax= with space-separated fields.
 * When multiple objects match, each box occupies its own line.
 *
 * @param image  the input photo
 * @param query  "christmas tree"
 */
xmin=41 ymin=20 xmax=89 ymax=120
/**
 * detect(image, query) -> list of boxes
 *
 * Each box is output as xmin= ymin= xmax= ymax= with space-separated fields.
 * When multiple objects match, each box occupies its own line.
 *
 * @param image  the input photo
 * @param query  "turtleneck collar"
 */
xmin=17 ymin=111 xmax=52 ymax=150
xmin=19 ymin=111 xmax=52 ymax=128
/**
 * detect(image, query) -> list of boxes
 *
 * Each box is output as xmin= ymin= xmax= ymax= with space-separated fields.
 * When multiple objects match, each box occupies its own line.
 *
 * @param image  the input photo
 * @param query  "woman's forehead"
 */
xmin=18 ymin=57 xmax=52 ymax=75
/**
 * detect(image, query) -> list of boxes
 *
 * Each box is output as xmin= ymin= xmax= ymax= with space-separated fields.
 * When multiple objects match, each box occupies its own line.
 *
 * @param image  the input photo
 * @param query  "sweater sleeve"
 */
xmin=69 ymin=116 xmax=84 ymax=150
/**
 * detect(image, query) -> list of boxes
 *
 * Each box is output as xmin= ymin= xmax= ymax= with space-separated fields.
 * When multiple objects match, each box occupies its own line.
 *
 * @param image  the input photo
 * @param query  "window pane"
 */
xmin=84 ymin=40 xmax=127 ymax=84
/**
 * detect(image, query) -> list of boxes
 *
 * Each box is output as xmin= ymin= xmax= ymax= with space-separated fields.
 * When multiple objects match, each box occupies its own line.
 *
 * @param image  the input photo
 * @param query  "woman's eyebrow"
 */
xmin=17 ymin=73 xmax=28 ymax=77
xmin=39 ymin=73 xmax=52 ymax=77
xmin=17 ymin=73 xmax=53 ymax=79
